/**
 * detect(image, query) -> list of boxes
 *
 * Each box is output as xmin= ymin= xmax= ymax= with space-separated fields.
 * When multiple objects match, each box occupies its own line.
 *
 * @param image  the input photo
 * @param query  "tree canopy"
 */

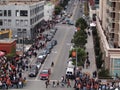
xmin=54 ymin=5 xmax=62 ymax=15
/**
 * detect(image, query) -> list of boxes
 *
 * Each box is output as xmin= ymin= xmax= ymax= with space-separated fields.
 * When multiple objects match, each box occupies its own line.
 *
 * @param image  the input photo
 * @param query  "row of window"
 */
xmin=16 ymin=10 xmax=28 ymax=17
xmin=30 ymin=13 xmax=44 ymax=25
xmin=0 ymin=19 xmax=11 ymax=26
xmin=0 ymin=10 xmax=11 ymax=16
xmin=30 ymin=5 xmax=44 ymax=16
xmin=0 ymin=19 xmax=28 ymax=26
xmin=0 ymin=10 xmax=28 ymax=17
xmin=16 ymin=19 xmax=28 ymax=26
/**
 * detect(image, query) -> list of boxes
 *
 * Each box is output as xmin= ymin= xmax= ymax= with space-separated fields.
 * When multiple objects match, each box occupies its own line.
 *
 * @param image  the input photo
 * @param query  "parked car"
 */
xmin=46 ymin=34 xmax=53 ymax=41
xmin=39 ymin=52 xmax=47 ymax=59
xmin=51 ymin=40 xmax=57 ymax=46
xmin=43 ymin=48 xmax=51 ymax=54
xmin=46 ymin=43 xmax=53 ymax=50
xmin=68 ymin=21 xmax=74 ymax=25
xmin=37 ymin=55 xmax=45 ymax=64
xmin=35 ymin=59 xmax=42 ymax=69
xmin=40 ymin=69 xmax=51 ymax=80
xmin=50 ymin=29 xmax=56 ymax=35
xmin=28 ymin=64 xmax=39 ymax=77
xmin=62 ymin=20 xmax=67 ymax=24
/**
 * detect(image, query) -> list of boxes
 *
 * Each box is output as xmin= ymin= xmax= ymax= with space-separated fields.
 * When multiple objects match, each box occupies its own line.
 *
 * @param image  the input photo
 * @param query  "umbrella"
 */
xmin=0 ymin=51 xmax=5 ymax=57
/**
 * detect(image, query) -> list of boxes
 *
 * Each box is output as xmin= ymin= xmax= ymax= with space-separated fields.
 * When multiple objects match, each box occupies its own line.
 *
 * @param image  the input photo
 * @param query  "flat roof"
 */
xmin=0 ymin=39 xmax=16 ymax=43
xmin=0 ymin=0 xmax=44 ymax=5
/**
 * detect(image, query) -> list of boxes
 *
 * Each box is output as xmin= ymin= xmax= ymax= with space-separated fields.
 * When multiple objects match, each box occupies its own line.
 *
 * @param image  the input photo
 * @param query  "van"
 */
xmin=66 ymin=67 xmax=74 ymax=79
xmin=67 ymin=61 xmax=74 ymax=68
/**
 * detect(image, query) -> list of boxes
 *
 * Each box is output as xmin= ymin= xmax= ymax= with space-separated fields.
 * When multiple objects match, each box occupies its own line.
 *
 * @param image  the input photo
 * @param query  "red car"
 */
xmin=40 ymin=69 xmax=51 ymax=80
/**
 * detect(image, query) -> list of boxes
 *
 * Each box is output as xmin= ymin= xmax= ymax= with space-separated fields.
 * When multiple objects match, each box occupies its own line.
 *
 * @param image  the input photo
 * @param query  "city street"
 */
xmin=9 ymin=0 xmax=85 ymax=90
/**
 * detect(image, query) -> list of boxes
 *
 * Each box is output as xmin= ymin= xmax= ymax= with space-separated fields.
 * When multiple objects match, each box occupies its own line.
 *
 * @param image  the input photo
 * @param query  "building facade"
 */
xmin=97 ymin=0 xmax=120 ymax=77
xmin=0 ymin=0 xmax=44 ymax=42
xmin=0 ymin=39 xmax=16 ymax=54
xmin=44 ymin=2 xmax=54 ymax=21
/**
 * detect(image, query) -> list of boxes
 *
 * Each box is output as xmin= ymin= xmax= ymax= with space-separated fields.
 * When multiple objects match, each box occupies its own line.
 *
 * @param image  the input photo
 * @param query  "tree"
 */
xmin=69 ymin=48 xmax=86 ymax=66
xmin=54 ymin=5 xmax=62 ymax=15
xmin=72 ymin=30 xmax=87 ymax=48
xmin=75 ymin=18 xmax=88 ymax=30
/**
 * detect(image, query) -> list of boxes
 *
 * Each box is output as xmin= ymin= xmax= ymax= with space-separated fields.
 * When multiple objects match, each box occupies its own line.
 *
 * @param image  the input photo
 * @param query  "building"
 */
xmin=44 ymin=2 xmax=55 ymax=21
xmin=96 ymin=0 xmax=120 ymax=77
xmin=0 ymin=39 xmax=16 ymax=54
xmin=0 ymin=0 xmax=45 ymax=42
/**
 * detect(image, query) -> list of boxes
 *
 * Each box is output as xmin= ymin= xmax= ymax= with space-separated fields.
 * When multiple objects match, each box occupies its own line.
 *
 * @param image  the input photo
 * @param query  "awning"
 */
xmin=0 ymin=51 xmax=5 ymax=57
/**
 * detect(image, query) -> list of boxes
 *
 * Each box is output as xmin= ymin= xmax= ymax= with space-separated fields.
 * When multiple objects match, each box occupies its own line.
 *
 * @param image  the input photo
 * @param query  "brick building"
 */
xmin=0 ymin=39 xmax=16 ymax=54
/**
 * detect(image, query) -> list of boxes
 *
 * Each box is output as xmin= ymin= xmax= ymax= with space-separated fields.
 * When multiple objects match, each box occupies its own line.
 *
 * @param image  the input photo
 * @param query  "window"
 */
xmin=20 ymin=10 xmax=28 ymax=16
xmin=8 ymin=10 xmax=11 ymax=16
xmin=4 ymin=10 xmax=7 ymax=16
xmin=4 ymin=19 xmax=7 ymax=26
xmin=16 ymin=19 xmax=19 ymax=26
xmin=20 ymin=20 xmax=23 ymax=26
xmin=16 ymin=10 xmax=19 ymax=17
xmin=0 ymin=19 xmax=3 ymax=26
xmin=0 ymin=10 xmax=2 ymax=16
xmin=8 ymin=19 xmax=11 ymax=26
xmin=24 ymin=20 xmax=28 ymax=26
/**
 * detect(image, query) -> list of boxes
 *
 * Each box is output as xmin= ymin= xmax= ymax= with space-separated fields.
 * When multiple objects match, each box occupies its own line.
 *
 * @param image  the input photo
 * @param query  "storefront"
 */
xmin=110 ymin=58 xmax=120 ymax=77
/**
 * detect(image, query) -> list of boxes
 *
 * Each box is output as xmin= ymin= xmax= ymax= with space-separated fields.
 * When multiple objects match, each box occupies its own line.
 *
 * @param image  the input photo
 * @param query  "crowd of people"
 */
xmin=0 ymin=19 xmax=56 ymax=89
xmin=74 ymin=71 xmax=120 ymax=90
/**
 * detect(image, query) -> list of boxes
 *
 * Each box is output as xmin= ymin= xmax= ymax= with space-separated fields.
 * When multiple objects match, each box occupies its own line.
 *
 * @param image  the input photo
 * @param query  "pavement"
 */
xmin=82 ymin=29 xmax=97 ymax=78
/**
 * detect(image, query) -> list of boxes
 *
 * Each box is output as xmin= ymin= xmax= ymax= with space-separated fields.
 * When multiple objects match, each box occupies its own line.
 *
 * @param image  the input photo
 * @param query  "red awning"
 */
xmin=0 ymin=51 xmax=5 ymax=57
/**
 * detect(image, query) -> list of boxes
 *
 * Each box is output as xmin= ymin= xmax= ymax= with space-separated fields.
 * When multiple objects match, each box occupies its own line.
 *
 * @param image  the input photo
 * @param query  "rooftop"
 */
xmin=0 ymin=0 xmax=44 ymax=5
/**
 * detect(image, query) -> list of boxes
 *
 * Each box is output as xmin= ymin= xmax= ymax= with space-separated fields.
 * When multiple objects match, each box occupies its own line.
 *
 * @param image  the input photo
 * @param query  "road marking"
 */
xmin=66 ymin=43 xmax=71 ymax=46
xmin=51 ymin=51 xmax=57 ymax=53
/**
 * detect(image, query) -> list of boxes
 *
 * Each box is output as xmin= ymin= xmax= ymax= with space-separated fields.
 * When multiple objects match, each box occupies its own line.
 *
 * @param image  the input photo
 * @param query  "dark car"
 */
xmin=43 ymin=48 xmax=51 ymax=54
xmin=28 ymin=64 xmax=39 ymax=77
xmin=51 ymin=40 xmax=57 ymax=46
xmin=46 ymin=43 xmax=53 ymax=50
xmin=50 ymin=29 xmax=56 ymax=35
xmin=46 ymin=34 xmax=53 ymax=41
xmin=68 ymin=21 xmax=74 ymax=25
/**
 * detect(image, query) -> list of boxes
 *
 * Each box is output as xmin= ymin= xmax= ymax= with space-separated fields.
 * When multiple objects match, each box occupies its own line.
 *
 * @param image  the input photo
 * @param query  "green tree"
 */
xmin=60 ymin=0 xmax=70 ymax=9
xmin=72 ymin=30 xmax=87 ymax=48
xmin=75 ymin=18 xmax=88 ymax=30
xmin=69 ymin=48 xmax=86 ymax=66
xmin=96 ymin=52 xmax=104 ymax=69
xmin=54 ymin=5 xmax=62 ymax=15
xmin=98 ymin=68 xmax=111 ymax=78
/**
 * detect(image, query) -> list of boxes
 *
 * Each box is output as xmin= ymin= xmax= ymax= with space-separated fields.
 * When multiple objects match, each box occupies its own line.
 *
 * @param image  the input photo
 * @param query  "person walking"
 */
xmin=51 ymin=61 xmax=54 ymax=67
xmin=56 ymin=80 xmax=59 ymax=87
xmin=45 ymin=80 xmax=49 ymax=88
xmin=67 ymin=79 xmax=71 ymax=88
xmin=52 ymin=81 xmax=55 ymax=87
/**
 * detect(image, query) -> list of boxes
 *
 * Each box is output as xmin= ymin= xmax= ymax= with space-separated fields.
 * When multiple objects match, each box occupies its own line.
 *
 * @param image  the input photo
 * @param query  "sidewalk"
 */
xmin=82 ymin=29 xmax=97 ymax=78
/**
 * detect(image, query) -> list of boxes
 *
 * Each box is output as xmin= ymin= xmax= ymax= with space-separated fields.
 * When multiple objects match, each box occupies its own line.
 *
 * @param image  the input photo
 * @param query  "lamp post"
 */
xmin=76 ymin=48 xmax=78 ymax=68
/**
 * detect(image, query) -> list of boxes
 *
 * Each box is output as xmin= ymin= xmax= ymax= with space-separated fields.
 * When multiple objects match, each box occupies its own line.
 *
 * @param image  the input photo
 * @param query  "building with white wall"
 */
xmin=44 ymin=2 xmax=54 ymax=21
xmin=0 ymin=0 xmax=45 ymax=42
